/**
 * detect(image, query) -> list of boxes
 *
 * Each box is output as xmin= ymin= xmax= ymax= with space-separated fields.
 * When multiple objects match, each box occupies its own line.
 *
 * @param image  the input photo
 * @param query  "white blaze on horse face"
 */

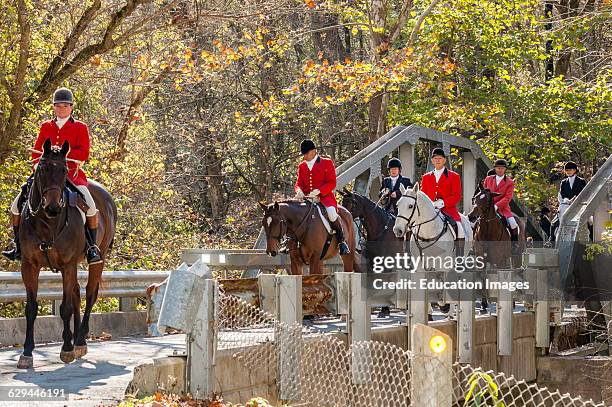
xmin=266 ymin=216 xmax=272 ymax=227
xmin=479 ymin=193 xmax=486 ymax=199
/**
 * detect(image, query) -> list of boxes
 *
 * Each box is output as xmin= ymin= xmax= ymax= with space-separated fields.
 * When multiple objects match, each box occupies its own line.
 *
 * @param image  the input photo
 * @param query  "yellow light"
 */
xmin=429 ymin=335 xmax=447 ymax=354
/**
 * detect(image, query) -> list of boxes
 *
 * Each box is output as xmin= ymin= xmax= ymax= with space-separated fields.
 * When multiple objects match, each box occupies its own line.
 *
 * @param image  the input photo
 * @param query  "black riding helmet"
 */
xmin=564 ymin=161 xmax=578 ymax=171
xmin=431 ymin=147 xmax=445 ymax=158
xmin=387 ymin=158 xmax=402 ymax=169
xmin=300 ymin=139 xmax=316 ymax=155
xmin=53 ymin=88 xmax=74 ymax=104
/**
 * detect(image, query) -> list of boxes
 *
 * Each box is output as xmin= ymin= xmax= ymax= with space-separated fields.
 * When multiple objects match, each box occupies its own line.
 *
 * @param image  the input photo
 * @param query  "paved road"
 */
xmin=0 ymin=334 xmax=186 ymax=407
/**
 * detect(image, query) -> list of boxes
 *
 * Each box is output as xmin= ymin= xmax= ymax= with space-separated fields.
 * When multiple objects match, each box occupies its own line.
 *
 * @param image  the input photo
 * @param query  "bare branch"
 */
xmin=389 ymin=0 xmax=414 ymax=43
xmin=408 ymin=0 xmax=443 ymax=47
xmin=38 ymin=0 xmax=102 ymax=93
xmin=29 ymin=0 xmax=153 ymax=106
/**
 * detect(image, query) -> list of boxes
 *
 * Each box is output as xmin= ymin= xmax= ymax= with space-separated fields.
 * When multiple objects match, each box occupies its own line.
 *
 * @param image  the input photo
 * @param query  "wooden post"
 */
xmin=535 ymin=268 xmax=550 ymax=350
xmin=349 ymin=272 xmax=371 ymax=384
xmin=406 ymin=271 xmax=428 ymax=350
xmin=457 ymin=273 xmax=475 ymax=363
xmin=399 ymin=143 xmax=415 ymax=184
xmin=497 ymin=270 xmax=513 ymax=356
xmin=119 ymin=297 xmax=137 ymax=312
xmin=258 ymin=274 xmax=276 ymax=316
xmin=52 ymin=300 xmax=61 ymax=315
xmin=187 ymin=279 xmax=217 ymax=399
xmin=335 ymin=272 xmax=352 ymax=315
xmin=276 ymin=275 xmax=302 ymax=402
xmin=462 ymin=151 xmax=477 ymax=213
xmin=411 ymin=324 xmax=453 ymax=407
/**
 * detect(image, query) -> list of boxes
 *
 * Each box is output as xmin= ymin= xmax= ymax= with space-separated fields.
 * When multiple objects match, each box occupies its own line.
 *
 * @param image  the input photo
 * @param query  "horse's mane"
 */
xmin=346 ymin=191 xmax=395 ymax=218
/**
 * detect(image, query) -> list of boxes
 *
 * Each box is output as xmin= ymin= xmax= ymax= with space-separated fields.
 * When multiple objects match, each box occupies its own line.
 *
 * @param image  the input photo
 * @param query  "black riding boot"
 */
xmin=454 ymin=238 xmax=465 ymax=257
xmin=331 ymin=219 xmax=350 ymax=255
xmin=2 ymin=225 xmax=21 ymax=262
xmin=85 ymin=216 xmax=102 ymax=265
xmin=510 ymin=227 xmax=519 ymax=255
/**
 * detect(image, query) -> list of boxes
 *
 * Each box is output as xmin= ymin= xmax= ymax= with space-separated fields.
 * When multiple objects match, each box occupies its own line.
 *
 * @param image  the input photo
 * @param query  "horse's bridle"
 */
xmin=26 ymin=158 xmax=70 ymax=273
xmin=349 ymin=194 xmax=395 ymax=241
xmin=29 ymin=160 xmax=67 ymax=216
xmin=269 ymin=217 xmax=287 ymax=241
xmin=396 ymin=193 xmax=453 ymax=256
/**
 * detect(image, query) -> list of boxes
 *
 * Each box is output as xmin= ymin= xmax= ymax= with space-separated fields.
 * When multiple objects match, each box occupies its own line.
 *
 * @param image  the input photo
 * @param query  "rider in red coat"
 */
xmin=294 ymin=139 xmax=349 ymax=254
xmin=483 ymin=159 xmax=519 ymax=252
xmin=421 ymin=148 xmax=463 ymax=218
xmin=32 ymin=117 xmax=90 ymax=186
xmin=3 ymin=88 xmax=102 ymax=264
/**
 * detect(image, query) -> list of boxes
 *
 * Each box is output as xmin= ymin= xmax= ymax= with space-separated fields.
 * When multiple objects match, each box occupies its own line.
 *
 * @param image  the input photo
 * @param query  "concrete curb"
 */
xmin=0 ymin=311 xmax=148 ymax=347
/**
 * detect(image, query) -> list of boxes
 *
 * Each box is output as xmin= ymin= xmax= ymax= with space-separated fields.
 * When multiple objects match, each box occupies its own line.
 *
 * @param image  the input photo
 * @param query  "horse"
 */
xmin=16 ymin=139 xmax=116 ymax=369
xmin=339 ymin=188 xmax=404 ymax=317
xmin=393 ymin=182 xmax=473 ymax=256
xmin=258 ymin=199 xmax=355 ymax=274
xmin=467 ymin=183 xmax=526 ymax=268
xmin=393 ymin=182 xmax=474 ymax=317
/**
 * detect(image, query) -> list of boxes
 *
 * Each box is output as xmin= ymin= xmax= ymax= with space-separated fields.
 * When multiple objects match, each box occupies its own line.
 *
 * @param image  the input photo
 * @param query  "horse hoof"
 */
xmin=60 ymin=350 xmax=75 ymax=363
xmin=17 ymin=355 xmax=33 ymax=369
xmin=74 ymin=345 xmax=87 ymax=358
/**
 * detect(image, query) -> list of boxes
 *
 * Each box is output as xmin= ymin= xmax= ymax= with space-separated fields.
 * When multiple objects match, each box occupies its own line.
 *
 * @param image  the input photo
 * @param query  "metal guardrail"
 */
xmin=0 ymin=270 xmax=169 ymax=302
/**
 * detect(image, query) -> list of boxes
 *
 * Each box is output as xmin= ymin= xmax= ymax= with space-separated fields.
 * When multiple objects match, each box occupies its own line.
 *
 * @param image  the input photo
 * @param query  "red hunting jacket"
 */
xmin=32 ymin=117 xmax=91 ymax=186
xmin=421 ymin=168 xmax=462 ymax=221
xmin=295 ymin=156 xmax=338 ymax=208
xmin=483 ymin=174 xmax=514 ymax=218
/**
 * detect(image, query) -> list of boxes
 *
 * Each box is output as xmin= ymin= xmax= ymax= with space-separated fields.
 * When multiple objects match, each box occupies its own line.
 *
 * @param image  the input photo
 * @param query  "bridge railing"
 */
xmin=0 ymin=270 xmax=169 ymax=314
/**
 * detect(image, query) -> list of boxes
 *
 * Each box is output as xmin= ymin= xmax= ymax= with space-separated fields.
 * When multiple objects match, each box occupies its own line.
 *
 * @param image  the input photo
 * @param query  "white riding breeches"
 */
xmin=77 ymin=185 xmax=98 ymax=217
xmin=10 ymin=194 xmax=20 ymax=216
xmin=507 ymin=216 xmax=518 ymax=229
xmin=326 ymin=206 xmax=339 ymax=222
xmin=456 ymin=222 xmax=465 ymax=239
xmin=10 ymin=185 xmax=97 ymax=217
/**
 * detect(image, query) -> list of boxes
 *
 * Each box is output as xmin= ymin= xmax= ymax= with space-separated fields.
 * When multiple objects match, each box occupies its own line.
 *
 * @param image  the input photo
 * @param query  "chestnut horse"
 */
xmin=17 ymin=139 xmax=116 ymax=368
xmin=259 ymin=200 xmax=355 ymax=274
xmin=468 ymin=183 xmax=525 ymax=268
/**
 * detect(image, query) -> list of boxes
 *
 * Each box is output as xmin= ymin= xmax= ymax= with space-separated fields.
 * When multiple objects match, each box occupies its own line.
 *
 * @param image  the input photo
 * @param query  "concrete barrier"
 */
xmin=0 ymin=311 xmax=147 ymax=346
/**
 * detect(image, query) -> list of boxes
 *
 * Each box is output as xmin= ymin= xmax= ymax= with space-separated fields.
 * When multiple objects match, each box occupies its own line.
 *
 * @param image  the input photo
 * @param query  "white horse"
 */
xmin=393 ymin=182 xmax=474 ymax=318
xmin=393 ymin=182 xmax=473 ymax=254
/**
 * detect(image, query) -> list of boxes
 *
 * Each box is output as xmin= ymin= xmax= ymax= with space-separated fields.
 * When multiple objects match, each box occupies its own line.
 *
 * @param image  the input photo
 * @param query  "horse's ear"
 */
xmin=258 ymin=201 xmax=267 ymax=211
xmin=342 ymin=186 xmax=351 ymax=195
xmin=479 ymin=179 xmax=485 ymax=190
xmin=413 ymin=182 xmax=420 ymax=192
xmin=273 ymin=201 xmax=280 ymax=210
xmin=60 ymin=140 xmax=70 ymax=156
xmin=400 ymin=184 xmax=407 ymax=195
xmin=338 ymin=190 xmax=346 ymax=197
xmin=42 ymin=138 xmax=52 ymax=155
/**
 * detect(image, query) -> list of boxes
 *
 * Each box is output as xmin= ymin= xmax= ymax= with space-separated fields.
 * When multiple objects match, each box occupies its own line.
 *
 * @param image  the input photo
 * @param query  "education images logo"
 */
xmin=369 ymin=253 xmax=529 ymax=292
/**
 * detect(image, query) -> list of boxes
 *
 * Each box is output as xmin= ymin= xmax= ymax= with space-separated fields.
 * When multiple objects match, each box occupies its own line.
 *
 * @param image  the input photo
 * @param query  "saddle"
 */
xmin=442 ymin=213 xmax=459 ymax=238
xmin=17 ymin=176 xmax=89 ymax=214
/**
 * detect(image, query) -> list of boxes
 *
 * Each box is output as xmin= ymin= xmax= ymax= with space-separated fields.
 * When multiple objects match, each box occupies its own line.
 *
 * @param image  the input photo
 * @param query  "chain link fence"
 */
xmin=217 ymin=291 xmax=608 ymax=407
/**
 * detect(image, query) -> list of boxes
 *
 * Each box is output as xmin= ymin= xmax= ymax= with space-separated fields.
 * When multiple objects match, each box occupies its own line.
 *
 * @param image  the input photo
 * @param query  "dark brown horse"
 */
xmin=468 ymin=184 xmax=525 ymax=268
xmin=339 ymin=188 xmax=404 ymax=317
xmin=338 ymin=188 xmax=401 ymax=249
xmin=17 ymin=139 xmax=116 ymax=368
xmin=259 ymin=200 xmax=355 ymax=274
